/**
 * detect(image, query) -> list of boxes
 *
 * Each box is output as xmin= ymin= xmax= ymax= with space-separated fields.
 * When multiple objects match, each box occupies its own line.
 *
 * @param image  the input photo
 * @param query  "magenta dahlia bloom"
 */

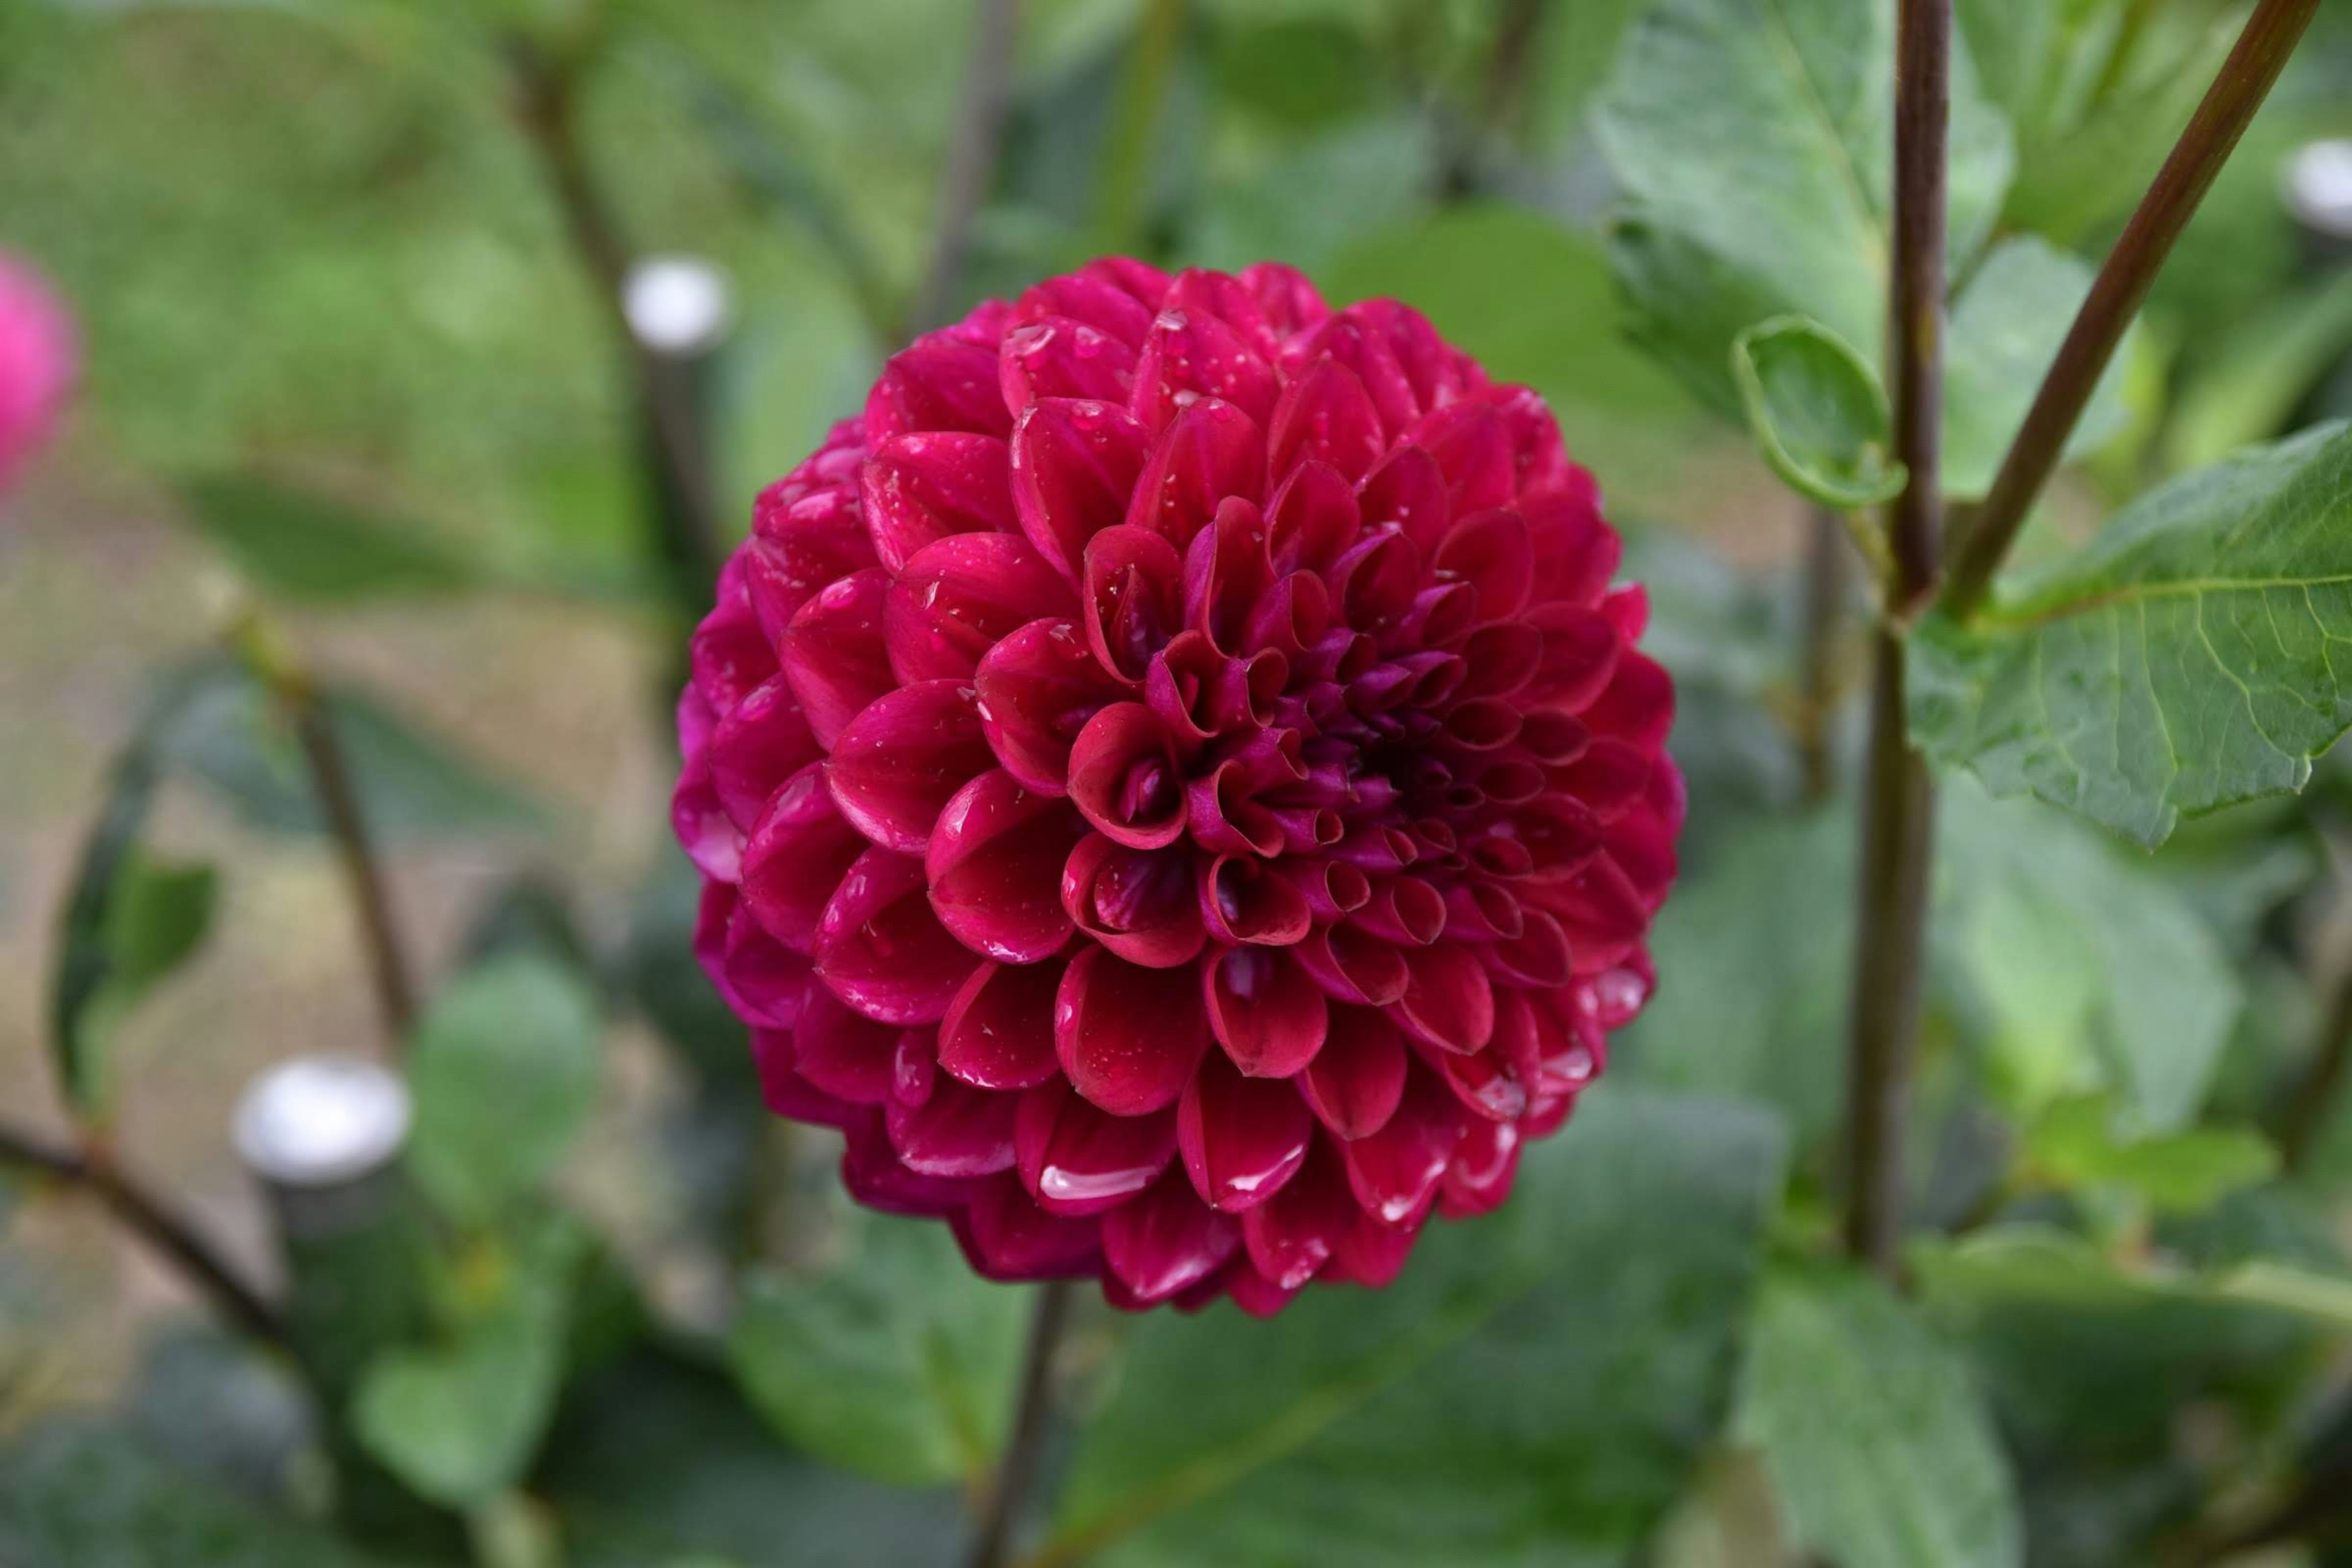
xmin=675 ymin=259 xmax=1678 ymax=1314
xmin=0 ymin=254 xmax=75 ymax=495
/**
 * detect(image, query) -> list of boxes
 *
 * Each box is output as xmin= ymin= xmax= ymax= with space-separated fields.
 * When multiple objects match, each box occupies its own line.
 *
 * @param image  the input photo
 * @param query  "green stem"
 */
xmin=965 ymin=1280 xmax=1075 ymax=1568
xmin=1091 ymin=0 xmax=1186 ymax=255
xmin=909 ymin=0 xmax=1022 ymax=335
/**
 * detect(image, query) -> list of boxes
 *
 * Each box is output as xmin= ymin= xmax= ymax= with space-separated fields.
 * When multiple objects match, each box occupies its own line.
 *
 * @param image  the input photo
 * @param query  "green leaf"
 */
xmin=727 ymin=1213 xmax=1026 ymax=1488
xmin=1046 ymin=1091 xmax=1787 ymax=1566
xmin=1731 ymin=315 xmax=1906 ymax=508
xmin=352 ymin=1291 xmax=568 ymax=1509
xmin=1738 ymin=1266 xmax=2021 ymax=1568
xmin=175 ymin=475 xmax=478 ymax=602
xmin=0 ymin=1423 xmax=407 ymax=1568
xmin=2027 ymin=1096 xmax=2277 ymax=1215
xmin=1909 ymin=422 xmax=2352 ymax=847
xmin=163 ymin=674 xmax=545 ymax=840
xmin=1596 ymin=0 xmax=2013 ymax=410
xmin=1918 ymin=1224 xmax=2352 ymax=1336
xmin=2169 ymin=270 xmax=2352 ymax=473
xmin=405 ymin=956 xmax=604 ymax=1222
xmin=1943 ymin=237 xmax=2136 ymax=497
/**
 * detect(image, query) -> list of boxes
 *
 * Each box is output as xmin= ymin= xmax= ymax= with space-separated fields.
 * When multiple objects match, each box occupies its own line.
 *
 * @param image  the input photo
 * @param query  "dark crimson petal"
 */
xmin=1523 ymin=479 xmax=1618 ymax=607
xmin=1182 ymin=497 xmax=1276 ymax=657
xmin=751 ymin=1028 xmax=860 ymax=1131
xmin=1265 ymin=459 xmax=1362 ymax=576
xmin=1488 ymin=908 xmax=1573 ymax=989
xmin=887 ymin=1075 xmax=1020 ymax=1178
xmin=1300 ymin=1005 xmax=1409 ymax=1140
xmin=1339 ymin=1059 xmax=1467 ymax=1226
xmin=1163 ymin=267 xmax=1282 ymax=360
xmin=742 ymin=762 xmax=868 ymax=952
xmin=1359 ymin=298 xmax=1479 ymax=411
xmin=864 ymin=337 xmax=1012 ymax=442
xmin=1327 ymin=1210 xmax=1420 ymax=1287
xmin=885 ymin=532 xmax=1076 ymax=684
xmin=938 ymin=959 xmax=1065 ymax=1091
xmin=672 ymin=753 xmax=742 ymax=881
xmin=974 ymin=618 xmax=1125 ymax=793
xmin=1130 ymin=296 xmax=1279 ymax=431
xmin=1458 ymin=619 xmax=1543 ymax=699
xmin=1200 ymin=856 xmax=1313 ymax=947
xmin=1432 ymin=507 xmax=1534 ymax=622
xmin=1102 ymin=1169 xmax=1242 ymax=1305
xmin=690 ymin=594 xmax=777 ymax=717
xmin=826 ymin=680 xmax=993 ymax=853
xmin=1066 ymin=703 xmax=1188 ymax=849
xmin=1407 ymin=400 xmax=1515 ymax=516
xmin=814 ymin=846 xmax=978 ymax=1025
xmin=1357 ymin=443 xmax=1451 ymax=557
xmin=1267 ymin=356 xmax=1385 ymax=484
xmin=1601 ymin=581 xmax=1649 ymax=640
xmin=1283 ymin=858 xmax=1372 ymax=922
xmin=1239 ymin=1136 xmax=1357 ymax=1289
xmin=780 ymin=568 xmax=895 ymax=748
xmin=1226 ymin=1263 xmax=1303 ymax=1317
xmin=926 ymin=770 xmax=1085 ymax=963
xmin=1012 ymin=398 xmax=1153 ymax=581
xmin=956 ymin=1171 xmax=1104 ymax=1281
xmin=706 ymin=674 xmax=821 ymax=834
xmin=1055 ymin=946 xmax=1208 ymax=1116
xmin=1143 ymin=630 xmax=1223 ymax=751
xmin=1395 ymin=941 xmax=1496 ymax=1054
xmin=1011 ymin=270 xmax=1158 ymax=346
xmin=1082 ymin=524 xmax=1184 ymax=685
xmin=1350 ymin=875 xmax=1447 ymax=948
xmin=1123 ymin=397 xmax=1264 ymax=551
xmin=841 ymin=1112 xmax=971 ymax=1216
xmin=1061 ymin=834 xmax=1205 ymax=970
xmin=1442 ymin=880 xmax=1525 ymax=943
xmin=1286 ymin=312 xmax=1417 ymax=439
xmin=744 ymin=510 xmax=875 ymax=644
xmin=1241 ymin=571 xmax=1331 ymax=663
xmin=1294 ymin=922 xmax=1409 ymax=1007
xmin=1000 ymin=315 xmax=1138 ymax=407
xmin=1420 ymin=1042 xmax=1529 ymax=1123
xmin=1178 ymin=1048 xmax=1313 ymax=1212
xmin=1545 ymin=854 xmax=1651 ymax=977
xmin=720 ymin=899 xmax=813 ymax=1030
xmin=1204 ymin=946 xmax=1329 ymax=1078
xmin=1014 ymin=1076 xmax=1179 ymax=1216
xmin=1237 ymin=260 xmax=1329 ymax=339
xmin=790 ymin=983 xmax=902 ymax=1105
xmin=1327 ymin=529 xmax=1420 ymax=639
xmin=1439 ymin=1115 xmax=1523 ymax=1218
xmin=1583 ymin=649 xmax=1675 ymax=749
xmin=1480 ymin=383 xmax=1575 ymax=496
xmin=859 ymin=431 xmax=1016 ymax=575
xmin=1522 ymin=602 xmax=1623 ymax=712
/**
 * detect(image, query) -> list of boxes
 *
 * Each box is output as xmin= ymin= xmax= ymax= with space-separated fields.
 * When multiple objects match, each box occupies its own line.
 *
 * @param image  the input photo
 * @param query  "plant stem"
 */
xmin=1796 ymin=508 xmax=1850 ymax=804
xmin=1436 ymin=0 xmax=1547 ymax=198
xmin=1939 ymin=0 xmax=2321 ymax=620
xmin=0 ymin=1121 xmax=288 ymax=1350
xmin=2278 ymin=921 xmax=2352 ymax=1174
xmin=1092 ymin=0 xmax=1186 ymax=255
xmin=1842 ymin=0 xmax=1950 ymax=1280
xmin=507 ymin=36 xmax=725 ymax=614
xmin=967 ymin=1279 xmax=1075 ymax=1568
xmin=909 ymin=0 xmax=1021 ymax=336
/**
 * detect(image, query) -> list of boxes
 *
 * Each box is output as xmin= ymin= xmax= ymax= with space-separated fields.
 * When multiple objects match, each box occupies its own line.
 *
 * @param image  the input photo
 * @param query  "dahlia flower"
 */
xmin=0 ymin=253 xmax=75 ymax=495
xmin=675 ymin=259 xmax=1678 ymax=1313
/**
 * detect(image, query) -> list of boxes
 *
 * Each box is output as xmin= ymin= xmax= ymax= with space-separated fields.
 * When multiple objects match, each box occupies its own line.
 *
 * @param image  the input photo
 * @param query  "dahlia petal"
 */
xmin=1327 ymin=1211 xmax=1420 ymax=1287
xmin=1102 ymin=1169 xmax=1242 ymax=1305
xmin=1123 ymin=397 xmax=1264 ymax=550
xmin=1408 ymin=401 xmax=1516 ymax=514
xmin=974 ymin=618 xmax=1125 ymax=793
xmin=1182 ymin=497 xmax=1276 ymax=657
xmin=1395 ymin=941 xmax=1496 ymax=1054
xmin=1201 ymin=854 xmax=1313 ymax=946
xmin=1438 ymin=1114 xmax=1523 ymax=1218
xmin=1061 ymin=834 xmax=1205 ymax=969
xmin=1398 ymin=582 xmax=1477 ymax=650
xmin=751 ymin=1028 xmax=860 ymax=1130
xmin=1480 ymin=383 xmax=1575 ymax=496
xmin=859 ymin=431 xmax=1016 ymax=575
xmin=885 ymin=532 xmax=1076 ymax=684
xmin=1458 ymin=619 xmax=1544 ymax=699
xmin=1012 ymin=398 xmax=1153 ymax=580
xmin=1523 ymin=603 xmax=1623 ymax=713
xmin=1266 ymin=459 xmax=1362 ymax=575
xmin=1420 ymin=1041 xmax=1529 ymax=1123
xmin=1054 ymin=946 xmax=1208 ymax=1117
xmin=1237 ymin=261 xmax=1329 ymax=340
xmin=689 ymin=597 xmax=777 ymax=717
xmin=938 ymin=960 xmax=1065 ymax=1090
xmin=1442 ymin=880 xmax=1525 ymax=943
xmin=707 ymin=674 xmax=821 ymax=834
xmin=826 ymin=679 xmax=993 ymax=853
xmin=742 ymin=763 xmax=867 ymax=952
xmin=1444 ymin=696 xmax=1522 ymax=752
xmin=1327 ymin=529 xmax=1420 ymax=639
xmin=1601 ymin=581 xmax=1650 ymax=641
xmin=671 ymin=754 xmax=743 ymax=882
xmin=1351 ymin=875 xmax=1447 ymax=947
xmin=1143 ymin=630 xmax=1223 ymax=750
xmin=842 ymin=1113 xmax=972 ymax=1216
xmin=1240 ymin=571 xmax=1332 ymax=662
xmin=814 ymin=846 xmax=978 ymax=1025
xmin=1283 ymin=857 xmax=1372 ymax=921
xmin=1014 ymin=1076 xmax=1178 ymax=1216
xmin=1300 ymin=1005 xmax=1409 ymax=1140
xmin=1288 ymin=314 xmax=1417 ymax=438
xmin=1357 ymin=443 xmax=1452 ymax=556
xmin=1294 ymin=922 xmax=1409 ymax=1007
xmin=1488 ymin=908 xmax=1573 ymax=989
xmin=1066 ymin=703 xmax=1187 ymax=849
xmin=1164 ymin=267 xmax=1282 ymax=360
xmin=1011 ymin=271 xmax=1157 ymax=347
xmin=956 ymin=1171 xmax=1104 ymax=1280
xmin=791 ymin=984 xmax=903 ymax=1105
xmin=1339 ymin=1060 xmax=1467 ymax=1226
xmin=1517 ymin=708 xmax=1592 ymax=766
xmin=720 ymin=899 xmax=813 ymax=1030
xmin=1000 ymin=316 xmax=1138 ymax=407
xmin=926 ymin=770 xmax=1085 ymax=963
xmin=1081 ymin=525 xmax=1184 ymax=684
xmin=1268 ymin=356 xmax=1385 ymax=484
xmin=1583 ymin=650 xmax=1675 ymax=749
xmin=865 ymin=338 xmax=1012 ymax=442
xmin=1432 ymin=507 xmax=1535 ymax=622
xmin=1204 ymin=946 xmax=1329 ymax=1077
xmin=1545 ymin=854 xmax=1651 ymax=976
xmin=887 ymin=1075 xmax=1020 ymax=1178
xmin=1239 ymin=1137 xmax=1356 ymax=1288
xmin=1359 ymin=299 xmax=1478 ymax=412
xmin=1523 ymin=481 xmax=1618 ymax=607
xmin=747 ymin=486 xmax=876 ymax=627
xmin=1131 ymin=298 xmax=1280 ymax=431
xmin=1226 ymin=1262 xmax=1303 ymax=1317
xmin=780 ymin=568 xmax=896 ymax=748
xmin=1178 ymin=1048 xmax=1314 ymax=1212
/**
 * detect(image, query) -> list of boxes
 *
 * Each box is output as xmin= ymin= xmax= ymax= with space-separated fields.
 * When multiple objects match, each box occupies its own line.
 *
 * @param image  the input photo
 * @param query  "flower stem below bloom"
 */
xmin=968 ymin=1278 xmax=1076 ymax=1568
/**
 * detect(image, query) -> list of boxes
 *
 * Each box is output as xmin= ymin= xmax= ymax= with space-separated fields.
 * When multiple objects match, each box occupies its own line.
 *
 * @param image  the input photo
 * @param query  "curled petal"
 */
xmin=1124 ymin=398 xmax=1264 ymax=550
xmin=791 ymin=983 xmax=902 ymax=1105
xmin=974 ymin=618 xmax=1125 ymax=793
xmin=1357 ymin=299 xmax=1478 ymax=411
xmin=1204 ymin=946 xmax=1329 ymax=1077
xmin=1287 ymin=312 xmax=1417 ymax=439
xmin=1546 ymin=854 xmax=1651 ymax=976
xmin=927 ymin=770 xmax=1085 ymax=963
xmin=1012 ymin=398 xmax=1152 ymax=579
xmin=1183 ymin=497 xmax=1276 ymax=657
xmin=1421 ymin=1041 xmax=1529 ymax=1123
xmin=1240 ymin=1137 xmax=1355 ymax=1289
xmin=1433 ymin=507 xmax=1534 ymax=622
xmin=672 ymin=754 xmax=742 ymax=882
xmin=815 ymin=846 xmax=977 ymax=1024
xmin=1395 ymin=941 xmax=1495 ymax=1054
xmin=841 ymin=1112 xmax=971 ymax=1216
xmin=1241 ymin=571 xmax=1331 ymax=662
xmin=1067 ymin=703 xmax=1188 ymax=849
xmin=827 ymin=680 xmax=993 ymax=853
xmin=1523 ymin=603 xmax=1622 ymax=712
xmin=1352 ymin=875 xmax=1447 ymax=948
xmin=1103 ymin=1169 xmax=1242 ymax=1305
xmin=1268 ymin=356 xmax=1385 ymax=484
xmin=887 ymin=1076 xmax=1020 ymax=1178
xmin=1300 ymin=1005 xmax=1408 ymax=1140
xmin=1266 ymin=459 xmax=1362 ymax=576
xmin=1055 ymin=946 xmax=1208 ymax=1116
xmin=1458 ymin=620 xmax=1544 ymax=699
xmin=742 ymin=762 xmax=868 ymax=951
xmin=1179 ymin=1049 xmax=1313 ymax=1212
xmin=1444 ymin=696 xmax=1521 ymax=751
xmin=707 ymin=675 xmax=821 ymax=833
xmin=1061 ymin=834 xmax=1205 ymax=969
xmin=1357 ymin=443 xmax=1451 ymax=557
xmin=1489 ymin=908 xmax=1574 ymax=989
xmin=860 ymin=432 xmax=1016 ymax=575
xmin=1282 ymin=858 xmax=1371 ymax=922
xmin=1000 ymin=315 xmax=1137 ymax=407
xmin=745 ymin=499 xmax=876 ymax=640
xmin=939 ymin=959 xmax=1065 ymax=1091
xmin=1340 ymin=1059 xmax=1467 ymax=1227
xmin=752 ymin=1028 xmax=858 ymax=1131
xmin=956 ymin=1174 xmax=1102 ymax=1281
xmin=1480 ymin=383 xmax=1574 ymax=496
xmin=1294 ymin=922 xmax=1409 ymax=1006
xmin=718 ymin=897 xmax=813 ymax=1030
xmin=781 ymin=568 xmax=895 ymax=748
xmin=1406 ymin=400 xmax=1515 ymax=515
xmin=1131 ymin=299 xmax=1279 ymax=431
xmin=1014 ymin=1076 xmax=1178 ymax=1216
xmin=1602 ymin=582 xmax=1650 ymax=641
xmin=1327 ymin=529 xmax=1420 ymax=639
xmin=1439 ymin=1115 xmax=1523 ymax=1218
xmin=865 ymin=337 xmax=1011 ymax=442
xmin=1442 ymin=880 xmax=1525 ymax=943
xmin=886 ymin=533 xmax=1076 ymax=683
xmin=1517 ymin=709 xmax=1592 ymax=766
xmin=1082 ymin=524 xmax=1184 ymax=684
xmin=690 ymin=594 xmax=778 ymax=717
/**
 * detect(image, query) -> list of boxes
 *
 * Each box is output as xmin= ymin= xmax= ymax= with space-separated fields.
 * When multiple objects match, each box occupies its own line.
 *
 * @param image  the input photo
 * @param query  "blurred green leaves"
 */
xmin=728 ymin=1214 xmax=1026 ymax=1487
xmin=175 ymin=476 xmax=481 ymax=603
xmin=1731 ymin=315 xmax=1906 ymax=510
xmin=1049 ymin=1091 xmax=1786 ymax=1566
